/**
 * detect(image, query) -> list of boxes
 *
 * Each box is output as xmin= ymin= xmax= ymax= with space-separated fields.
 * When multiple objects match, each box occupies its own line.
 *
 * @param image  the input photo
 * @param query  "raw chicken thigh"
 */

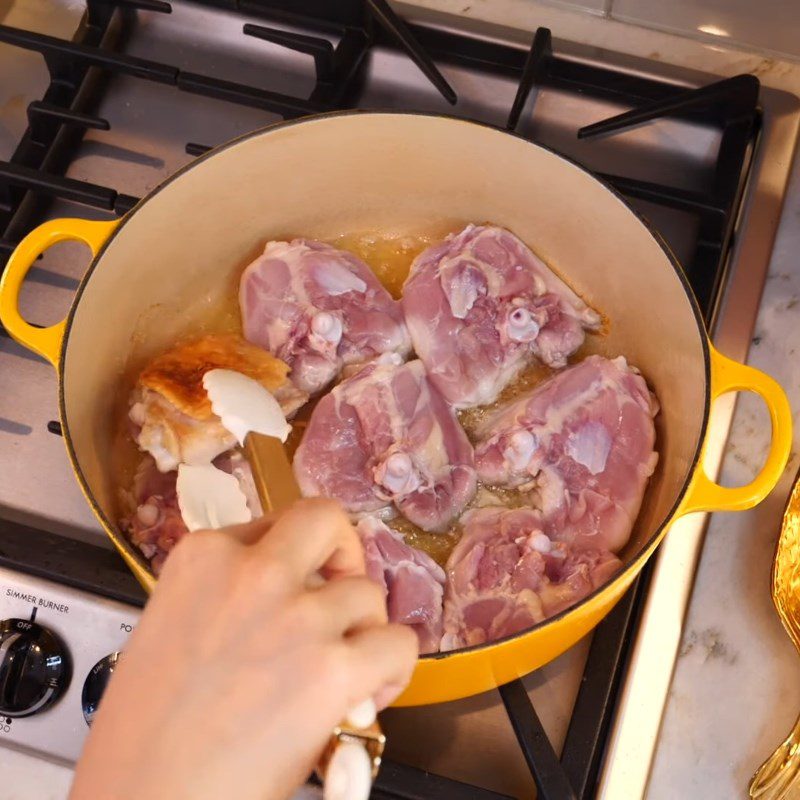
xmin=118 ymin=216 xmax=653 ymax=653
xmin=240 ymin=238 xmax=411 ymax=395
xmin=121 ymin=451 xmax=262 ymax=574
xmin=402 ymin=224 xmax=601 ymax=408
xmin=293 ymin=358 xmax=477 ymax=532
xmin=130 ymin=334 xmax=306 ymax=472
xmin=358 ymin=517 xmax=445 ymax=654
xmin=441 ymin=507 xmax=621 ymax=650
xmin=474 ymin=355 xmax=658 ymax=553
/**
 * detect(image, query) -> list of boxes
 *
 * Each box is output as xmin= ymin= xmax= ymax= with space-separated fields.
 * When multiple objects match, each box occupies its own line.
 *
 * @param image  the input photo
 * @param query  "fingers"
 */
xmin=218 ymin=514 xmax=278 ymax=545
xmin=258 ymin=498 xmax=365 ymax=584
xmin=344 ymin=624 xmax=418 ymax=710
xmin=305 ymin=577 xmax=387 ymax=636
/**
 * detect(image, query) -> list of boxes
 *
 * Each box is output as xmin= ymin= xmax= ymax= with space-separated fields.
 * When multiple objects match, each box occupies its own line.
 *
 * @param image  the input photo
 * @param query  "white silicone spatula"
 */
xmin=203 ymin=368 xmax=299 ymax=513
xmin=176 ymin=464 xmax=252 ymax=531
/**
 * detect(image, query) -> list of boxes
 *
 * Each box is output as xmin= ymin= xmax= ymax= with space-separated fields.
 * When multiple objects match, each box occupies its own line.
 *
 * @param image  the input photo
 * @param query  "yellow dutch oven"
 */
xmin=0 ymin=113 xmax=791 ymax=705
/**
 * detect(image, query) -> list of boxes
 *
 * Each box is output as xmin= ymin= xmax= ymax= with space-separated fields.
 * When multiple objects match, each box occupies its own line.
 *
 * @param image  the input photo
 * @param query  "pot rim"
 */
xmin=56 ymin=109 xmax=711 ymax=659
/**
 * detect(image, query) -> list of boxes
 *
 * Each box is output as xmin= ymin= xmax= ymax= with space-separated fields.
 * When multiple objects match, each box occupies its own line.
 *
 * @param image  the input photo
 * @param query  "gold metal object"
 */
xmin=750 ymin=472 xmax=800 ymax=799
xmin=243 ymin=431 xmax=302 ymax=513
xmin=317 ymin=720 xmax=387 ymax=781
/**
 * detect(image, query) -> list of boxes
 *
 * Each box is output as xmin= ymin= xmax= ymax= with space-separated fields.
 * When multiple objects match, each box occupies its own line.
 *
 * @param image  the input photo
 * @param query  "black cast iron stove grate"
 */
xmin=0 ymin=2 xmax=760 ymax=798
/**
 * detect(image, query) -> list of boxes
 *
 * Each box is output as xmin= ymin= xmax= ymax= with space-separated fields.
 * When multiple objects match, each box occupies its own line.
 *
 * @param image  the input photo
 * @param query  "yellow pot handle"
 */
xmin=679 ymin=344 xmax=792 ymax=515
xmin=0 ymin=217 xmax=119 ymax=369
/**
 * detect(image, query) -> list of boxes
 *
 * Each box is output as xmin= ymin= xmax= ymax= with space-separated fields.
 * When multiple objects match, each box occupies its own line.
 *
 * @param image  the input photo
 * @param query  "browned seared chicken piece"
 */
xmin=130 ymin=333 xmax=308 ymax=472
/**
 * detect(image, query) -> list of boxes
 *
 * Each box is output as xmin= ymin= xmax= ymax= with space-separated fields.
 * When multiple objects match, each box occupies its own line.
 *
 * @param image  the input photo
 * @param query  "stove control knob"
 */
xmin=0 ymin=618 xmax=71 ymax=718
xmin=82 ymin=652 xmax=120 ymax=726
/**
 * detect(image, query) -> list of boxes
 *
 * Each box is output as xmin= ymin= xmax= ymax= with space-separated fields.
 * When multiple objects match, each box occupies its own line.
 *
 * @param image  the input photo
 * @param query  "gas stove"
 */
xmin=0 ymin=2 xmax=798 ymax=798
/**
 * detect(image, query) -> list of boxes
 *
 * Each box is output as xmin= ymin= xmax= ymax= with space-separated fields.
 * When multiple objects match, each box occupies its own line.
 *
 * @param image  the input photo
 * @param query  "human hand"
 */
xmin=69 ymin=499 xmax=417 ymax=800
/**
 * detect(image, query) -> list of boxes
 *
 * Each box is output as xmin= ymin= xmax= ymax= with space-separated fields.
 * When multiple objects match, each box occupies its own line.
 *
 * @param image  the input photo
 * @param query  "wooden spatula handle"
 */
xmin=244 ymin=432 xmax=302 ymax=513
